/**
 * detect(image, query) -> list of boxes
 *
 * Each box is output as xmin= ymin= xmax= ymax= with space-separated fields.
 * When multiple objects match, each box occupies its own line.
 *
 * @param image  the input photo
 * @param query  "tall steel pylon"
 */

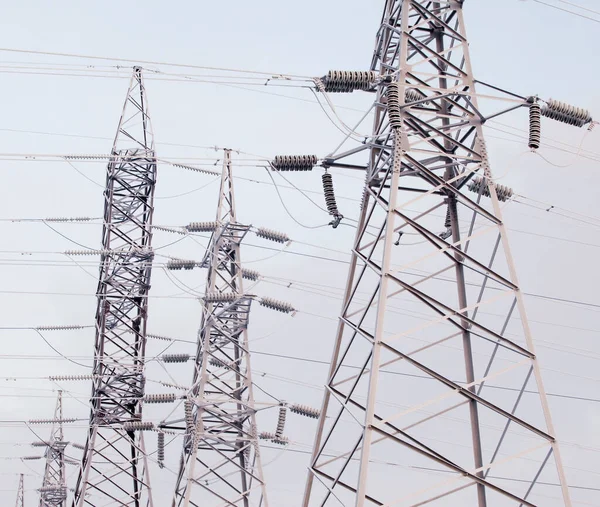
xmin=15 ymin=474 xmax=24 ymax=507
xmin=303 ymin=1 xmax=572 ymax=506
xmin=171 ymin=149 xmax=268 ymax=507
xmin=72 ymin=67 xmax=157 ymax=507
xmin=38 ymin=391 xmax=67 ymax=506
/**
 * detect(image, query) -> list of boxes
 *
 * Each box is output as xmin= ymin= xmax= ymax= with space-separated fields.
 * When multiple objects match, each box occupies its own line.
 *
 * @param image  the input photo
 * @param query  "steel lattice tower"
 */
xmin=38 ymin=391 xmax=67 ymax=506
xmin=303 ymin=1 xmax=572 ymax=506
xmin=171 ymin=149 xmax=268 ymax=507
xmin=15 ymin=474 xmax=24 ymax=507
xmin=72 ymin=67 xmax=157 ymax=507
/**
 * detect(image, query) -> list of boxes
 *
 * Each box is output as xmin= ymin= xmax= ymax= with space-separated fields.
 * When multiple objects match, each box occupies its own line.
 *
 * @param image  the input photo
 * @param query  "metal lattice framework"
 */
xmin=72 ymin=67 xmax=157 ymax=507
xmin=303 ymin=1 xmax=572 ymax=506
xmin=171 ymin=149 xmax=268 ymax=507
xmin=38 ymin=391 xmax=67 ymax=506
xmin=15 ymin=474 xmax=24 ymax=507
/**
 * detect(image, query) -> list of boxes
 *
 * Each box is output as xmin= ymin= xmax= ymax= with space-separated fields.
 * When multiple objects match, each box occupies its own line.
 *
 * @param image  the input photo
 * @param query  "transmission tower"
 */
xmin=299 ymin=1 xmax=589 ymax=505
xmin=71 ymin=66 xmax=157 ymax=507
xmin=170 ymin=148 xmax=268 ymax=507
xmin=15 ymin=474 xmax=24 ymax=507
xmin=38 ymin=391 xmax=67 ymax=506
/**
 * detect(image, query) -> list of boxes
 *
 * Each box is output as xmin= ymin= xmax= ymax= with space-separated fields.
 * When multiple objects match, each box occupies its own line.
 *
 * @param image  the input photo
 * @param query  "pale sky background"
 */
xmin=0 ymin=0 xmax=598 ymax=505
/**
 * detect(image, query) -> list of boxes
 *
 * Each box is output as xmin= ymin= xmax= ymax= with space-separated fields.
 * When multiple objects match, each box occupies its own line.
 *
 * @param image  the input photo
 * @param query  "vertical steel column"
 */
xmin=172 ymin=150 xmax=268 ymax=507
xmin=71 ymin=67 xmax=157 ymax=507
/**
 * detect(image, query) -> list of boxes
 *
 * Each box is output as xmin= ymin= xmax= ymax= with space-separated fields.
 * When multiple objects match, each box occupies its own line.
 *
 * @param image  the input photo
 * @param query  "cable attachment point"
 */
xmin=321 ymin=172 xmax=343 ymax=228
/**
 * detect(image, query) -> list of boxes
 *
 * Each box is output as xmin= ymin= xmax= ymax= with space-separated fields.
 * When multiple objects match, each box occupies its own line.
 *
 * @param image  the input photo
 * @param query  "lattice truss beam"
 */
xmin=39 ymin=391 xmax=67 ymax=507
xmin=170 ymin=149 xmax=268 ymax=507
xmin=304 ymin=1 xmax=572 ymax=506
xmin=72 ymin=67 xmax=157 ymax=507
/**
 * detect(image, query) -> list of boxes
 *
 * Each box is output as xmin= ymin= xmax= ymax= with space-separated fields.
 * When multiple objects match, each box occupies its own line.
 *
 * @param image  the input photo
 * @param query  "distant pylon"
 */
xmin=15 ymin=474 xmax=24 ymax=507
xmin=38 ymin=391 xmax=67 ymax=506
xmin=171 ymin=149 xmax=268 ymax=507
xmin=303 ymin=1 xmax=571 ymax=506
xmin=71 ymin=67 xmax=157 ymax=507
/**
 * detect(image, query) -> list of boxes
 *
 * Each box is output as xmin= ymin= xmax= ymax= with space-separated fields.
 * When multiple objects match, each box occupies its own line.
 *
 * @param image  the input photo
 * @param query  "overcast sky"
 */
xmin=0 ymin=0 xmax=598 ymax=505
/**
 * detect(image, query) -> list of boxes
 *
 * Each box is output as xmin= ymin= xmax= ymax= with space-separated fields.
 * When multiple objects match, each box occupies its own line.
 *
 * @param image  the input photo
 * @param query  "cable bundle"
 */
xmin=322 ymin=70 xmax=378 ymax=93
xmin=271 ymin=155 xmax=317 ymax=171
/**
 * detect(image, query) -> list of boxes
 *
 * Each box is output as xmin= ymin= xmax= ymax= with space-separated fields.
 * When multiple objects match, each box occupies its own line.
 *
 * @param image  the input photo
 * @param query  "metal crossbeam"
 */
xmin=38 ymin=391 xmax=67 ymax=507
xmin=71 ymin=67 xmax=156 ymax=507
xmin=303 ymin=1 xmax=571 ymax=506
xmin=171 ymin=149 xmax=268 ymax=507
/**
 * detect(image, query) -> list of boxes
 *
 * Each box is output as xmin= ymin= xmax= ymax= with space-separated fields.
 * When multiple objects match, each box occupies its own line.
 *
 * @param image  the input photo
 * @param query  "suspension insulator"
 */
xmin=157 ymin=432 xmax=165 ymax=464
xmin=387 ymin=82 xmax=402 ymax=130
xmin=467 ymin=176 xmax=513 ymax=202
xmin=64 ymin=249 xmax=109 ymax=256
xmin=45 ymin=216 xmax=94 ymax=222
xmin=31 ymin=441 xmax=50 ymax=447
xmin=160 ymin=381 xmax=189 ymax=390
xmin=147 ymin=333 xmax=173 ymax=342
xmin=64 ymin=458 xmax=79 ymax=465
xmin=275 ymin=406 xmax=287 ymax=438
xmin=209 ymin=357 xmax=231 ymax=369
xmin=322 ymin=70 xmax=378 ymax=93
xmin=184 ymin=399 xmax=195 ymax=434
xmin=255 ymin=227 xmax=290 ymax=244
xmin=242 ymin=268 xmax=260 ymax=281
xmin=529 ymin=102 xmax=541 ymax=150
xmin=29 ymin=418 xmax=76 ymax=425
xmin=322 ymin=173 xmax=343 ymax=228
xmin=259 ymin=431 xmax=276 ymax=440
xmin=153 ymin=224 xmax=187 ymax=235
xmin=405 ymin=88 xmax=429 ymax=105
xmin=36 ymin=325 xmax=84 ymax=331
xmin=260 ymin=297 xmax=295 ymax=314
xmin=166 ymin=258 xmax=197 ymax=270
xmin=172 ymin=162 xmax=220 ymax=176
xmin=48 ymin=374 xmax=93 ymax=381
xmin=71 ymin=442 xmax=85 ymax=450
xmin=541 ymin=99 xmax=593 ymax=127
xmin=271 ymin=155 xmax=318 ymax=171
xmin=289 ymin=404 xmax=320 ymax=419
xmin=39 ymin=485 xmax=67 ymax=493
xmin=161 ymin=353 xmax=191 ymax=363
xmin=122 ymin=421 xmax=155 ymax=432
xmin=22 ymin=456 xmax=43 ymax=460
xmin=143 ymin=393 xmax=177 ymax=404
xmin=204 ymin=292 xmax=237 ymax=303
xmin=186 ymin=221 xmax=218 ymax=233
